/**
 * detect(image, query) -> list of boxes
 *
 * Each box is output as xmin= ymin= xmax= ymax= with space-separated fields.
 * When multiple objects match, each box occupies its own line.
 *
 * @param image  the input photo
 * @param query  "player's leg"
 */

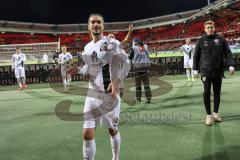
xmin=66 ymin=65 xmax=72 ymax=86
xmin=16 ymin=78 xmax=23 ymax=91
xmin=108 ymin=128 xmax=121 ymax=160
xmin=191 ymin=68 xmax=195 ymax=82
xmin=61 ymin=67 xmax=69 ymax=92
xmin=21 ymin=68 xmax=28 ymax=89
xmin=82 ymin=97 xmax=102 ymax=160
xmin=105 ymin=96 xmax=121 ymax=160
xmin=62 ymin=72 xmax=68 ymax=92
xmin=15 ymin=68 xmax=23 ymax=91
xmin=186 ymin=68 xmax=191 ymax=82
xmin=67 ymin=73 xmax=71 ymax=86
xmin=83 ymin=127 xmax=96 ymax=160
xmin=184 ymin=57 xmax=191 ymax=81
xmin=212 ymin=77 xmax=222 ymax=122
xmin=202 ymin=77 xmax=212 ymax=125
xmin=63 ymin=76 xmax=68 ymax=92
xmin=189 ymin=60 xmax=195 ymax=82
xmin=142 ymin=72 xmax=151 ymax=103
xmin=135 ymin=72 xmax=142 ymax=102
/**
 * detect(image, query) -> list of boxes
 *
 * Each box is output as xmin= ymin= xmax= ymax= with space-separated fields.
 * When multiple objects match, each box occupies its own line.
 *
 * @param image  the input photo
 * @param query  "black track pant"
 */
xmin=135 ymin=72 xmax=152 ymax=101
xmin=201 ymin=77 xmax=222 ymax=115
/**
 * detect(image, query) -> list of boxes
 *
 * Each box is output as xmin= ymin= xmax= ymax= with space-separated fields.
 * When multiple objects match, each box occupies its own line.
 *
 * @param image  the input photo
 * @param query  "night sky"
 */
xmin=0 ymin=0 xmax=217 ymax=24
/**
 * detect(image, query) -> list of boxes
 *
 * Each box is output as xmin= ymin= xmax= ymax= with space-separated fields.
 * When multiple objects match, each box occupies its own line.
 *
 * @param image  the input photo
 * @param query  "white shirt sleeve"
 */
xmin=22 ymin=53 xmax=26 ymax=62
xmin=11 ymin=55 xmax=15 ymax=68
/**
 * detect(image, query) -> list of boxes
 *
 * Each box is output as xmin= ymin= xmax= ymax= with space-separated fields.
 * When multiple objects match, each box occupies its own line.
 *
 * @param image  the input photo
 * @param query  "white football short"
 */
xmin=83 ymin=93 xmax=120 ymax=131
xmin=184 ymin=58 xmax=193 ymax=69
xmin=15 ymin=67 xmax=25 ymax=78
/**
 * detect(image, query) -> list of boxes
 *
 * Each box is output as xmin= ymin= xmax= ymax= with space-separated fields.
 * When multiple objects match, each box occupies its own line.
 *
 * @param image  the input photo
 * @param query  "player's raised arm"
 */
xmin=11 ymin=54 xmax=15 ymax=69
xmin=123 ymin=24 xmax=133 ymax=42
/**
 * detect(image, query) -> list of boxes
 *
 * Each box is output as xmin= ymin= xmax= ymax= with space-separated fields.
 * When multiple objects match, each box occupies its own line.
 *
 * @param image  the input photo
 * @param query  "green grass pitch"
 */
xmin=0 ymin=73 xmax=240 ymax=160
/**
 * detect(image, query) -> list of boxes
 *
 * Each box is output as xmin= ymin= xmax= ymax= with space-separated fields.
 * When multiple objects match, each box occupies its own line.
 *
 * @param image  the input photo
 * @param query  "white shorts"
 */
xmin=15 ymin=67 xmax=25 ymax=78
xmin=83 ymin=93 xmax=120 ymax=131
xmin=184 ymin=59 xmax=193 ymax=69
xmin=61 ymin=65 xmax=69 ymax=77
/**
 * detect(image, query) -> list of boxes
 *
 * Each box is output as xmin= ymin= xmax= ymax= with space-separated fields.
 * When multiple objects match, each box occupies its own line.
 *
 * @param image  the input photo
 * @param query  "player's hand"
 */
xmin=108 ymin=79 xmax=121 ymax=98
xmin=128 ymin=24 xmax=133 ymax=32
xmin=229 ymin=66 xmax=234 ymax=75
xmin=193 ymin=70 xmax=198 ymax=77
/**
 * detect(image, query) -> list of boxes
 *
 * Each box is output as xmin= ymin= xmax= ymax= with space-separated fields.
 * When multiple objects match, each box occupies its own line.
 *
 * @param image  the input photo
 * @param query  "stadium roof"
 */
xmin=0 ymin=0 xmax=217 ymax=24
xmin=0 ymin=0 xmax=238 ymax=34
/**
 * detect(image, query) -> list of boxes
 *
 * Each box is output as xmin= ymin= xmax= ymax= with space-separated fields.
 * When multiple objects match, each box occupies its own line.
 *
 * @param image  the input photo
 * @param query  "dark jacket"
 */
xmin=53 ymin=52 xmax=60 ymax=63
xmin=193 ymin=33 xmax=234 ymax=78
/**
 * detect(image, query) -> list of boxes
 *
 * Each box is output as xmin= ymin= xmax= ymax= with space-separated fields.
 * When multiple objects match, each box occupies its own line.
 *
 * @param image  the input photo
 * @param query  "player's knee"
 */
xmin=203 ymin=90 xmax=211 ymax=96
xmin=108 ymin=128 xmax=118 ymax=137
xmin=83 ymin=128 xmax=95 ymax=140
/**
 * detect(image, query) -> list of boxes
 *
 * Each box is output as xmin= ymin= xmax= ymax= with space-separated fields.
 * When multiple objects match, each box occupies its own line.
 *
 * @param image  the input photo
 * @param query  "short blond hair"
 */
xmin=204 ymin=20 xmax=215 ymax=27
xmin=88 ymin=13 xmax=104 ymax=24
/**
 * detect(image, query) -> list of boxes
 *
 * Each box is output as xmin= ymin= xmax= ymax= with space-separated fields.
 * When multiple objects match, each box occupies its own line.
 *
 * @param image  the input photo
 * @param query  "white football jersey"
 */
xmin=181 ymin=44 xmax=194 ymax=59
xmin=82 ymin=37 xmax=130 ymax=92
xmin=12 ymin=53 xmax=26 ymax=68
xmin=58 ymin=52 xmax=73 ymax=67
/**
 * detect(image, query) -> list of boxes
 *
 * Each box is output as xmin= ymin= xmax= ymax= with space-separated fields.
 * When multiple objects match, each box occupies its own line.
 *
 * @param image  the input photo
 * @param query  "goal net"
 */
xmin=0 ymin=41 xmax=60 ymax=65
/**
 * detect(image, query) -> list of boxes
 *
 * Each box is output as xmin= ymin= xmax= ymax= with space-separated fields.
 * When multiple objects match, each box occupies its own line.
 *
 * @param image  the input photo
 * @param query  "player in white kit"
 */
xmin=58 ymin=45 xmax=73 ymax=93
xmin=11 ymin=48 xmax=27 ymax=91
xmin=180 ymin=38 xmax=196 ymax=82
xmin=79 ymin=14 xmax=131 ymax=160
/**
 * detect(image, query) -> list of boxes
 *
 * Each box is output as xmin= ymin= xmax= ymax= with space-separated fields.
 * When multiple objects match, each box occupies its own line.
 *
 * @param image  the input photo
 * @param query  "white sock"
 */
xmin=67 ymin=78 xmax=71 ymax=86
xmin=83 ymin=139 xmax=96 ymax=160
xmin=21 ymin=77 xmax=26 ymax=84
xmin=63 ymin=78 xmax=67 ymax=90
xmin=17 ymin=78 xmax=22 ymax=87
xmin=110 ymin=132 xmax=121 ymax=160
xmin=191 ymin=69 xmax=194 ymax=79
xmin=67 ymin=74 xmax=71 ymax=85
xmin=186 ymin=69 xmax=190 ymax=79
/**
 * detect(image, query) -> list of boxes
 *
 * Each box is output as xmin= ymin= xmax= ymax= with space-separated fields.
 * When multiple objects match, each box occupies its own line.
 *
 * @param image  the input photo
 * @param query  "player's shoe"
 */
xmin=145 ymin=99 xmax=151 ymax=104
xmin=187 ymin=78 xmax=191 ymax=82
xmin=206 ymin=115 xmax=213 ymax=126
xmin=136 ymin=99 xmax=141 ymax=103
xmin=213 ymin=112 xmax=222 ymax=122
xmin=192 ymin=78 xmax=195 ymax=82
xmin=64 ymin=88 xmax=70 ymax=94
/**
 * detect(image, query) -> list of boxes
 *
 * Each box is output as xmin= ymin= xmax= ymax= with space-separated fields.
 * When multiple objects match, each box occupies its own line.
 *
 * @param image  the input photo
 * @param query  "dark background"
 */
xmin=0 ymin=0 xmax=216 ymax=24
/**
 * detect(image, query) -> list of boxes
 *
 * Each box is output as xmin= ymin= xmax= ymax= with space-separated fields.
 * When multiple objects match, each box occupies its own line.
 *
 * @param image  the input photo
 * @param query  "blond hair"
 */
xmin=204 ymin=20 xmax=215 ymax=27
xmin=88 ymin=13 xmax=104 ymax=24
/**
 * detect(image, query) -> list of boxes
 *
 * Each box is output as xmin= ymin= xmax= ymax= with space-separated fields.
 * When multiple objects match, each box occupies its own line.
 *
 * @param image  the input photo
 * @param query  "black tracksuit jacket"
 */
xmin=193 ymin=33 xmax=234 ymax=78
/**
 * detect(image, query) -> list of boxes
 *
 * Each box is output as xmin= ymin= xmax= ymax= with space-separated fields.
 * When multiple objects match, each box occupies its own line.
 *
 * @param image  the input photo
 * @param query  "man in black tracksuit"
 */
xmin=193 ymin=20 xmax=235 ymax=126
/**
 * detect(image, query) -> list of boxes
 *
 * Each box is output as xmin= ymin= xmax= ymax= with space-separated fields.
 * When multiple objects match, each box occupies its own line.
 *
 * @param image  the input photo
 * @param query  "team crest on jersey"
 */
xmin=100 ymin=41 xmax=108 ymax=51
xmin=214 ymin=39 xmax=219 ymax=44
xmin=91 ymin=51 xmax=98 ymax=62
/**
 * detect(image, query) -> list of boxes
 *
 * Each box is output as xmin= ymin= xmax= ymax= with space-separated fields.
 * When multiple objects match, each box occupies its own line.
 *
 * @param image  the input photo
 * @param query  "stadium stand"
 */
xmin=1 ymin=0 xmax=240 ymax=85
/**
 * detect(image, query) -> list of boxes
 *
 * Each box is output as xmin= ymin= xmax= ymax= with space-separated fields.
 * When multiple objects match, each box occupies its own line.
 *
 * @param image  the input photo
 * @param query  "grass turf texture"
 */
xmin=0 ymin=72 xmax=240 ymax=160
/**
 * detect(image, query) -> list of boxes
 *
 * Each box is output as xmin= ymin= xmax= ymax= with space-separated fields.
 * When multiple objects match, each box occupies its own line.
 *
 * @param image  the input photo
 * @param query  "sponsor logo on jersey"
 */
xmin=91 ymin=51 xmax=98 ymax=62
